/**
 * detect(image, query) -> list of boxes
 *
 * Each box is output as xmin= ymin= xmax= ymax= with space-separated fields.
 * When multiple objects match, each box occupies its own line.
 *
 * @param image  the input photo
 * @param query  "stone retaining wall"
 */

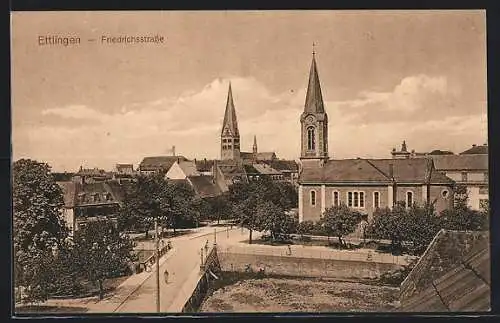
xmin=218 ymin=251 xmax=401 ymax=280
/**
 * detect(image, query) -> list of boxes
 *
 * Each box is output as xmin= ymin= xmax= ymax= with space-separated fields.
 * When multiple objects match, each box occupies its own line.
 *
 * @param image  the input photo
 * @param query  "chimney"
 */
xmin=389 ymin=163 xmax=394 ymax=179
xmin=172 ymin=145 xmax=176 ymax=156
xmin=472 ymin=144 xmax=477 ymax=147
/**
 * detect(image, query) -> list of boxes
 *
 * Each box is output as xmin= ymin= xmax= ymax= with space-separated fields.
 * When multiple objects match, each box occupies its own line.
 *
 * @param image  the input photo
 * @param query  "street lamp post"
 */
xmin=155 ymin=216 xmax=160 ymax=313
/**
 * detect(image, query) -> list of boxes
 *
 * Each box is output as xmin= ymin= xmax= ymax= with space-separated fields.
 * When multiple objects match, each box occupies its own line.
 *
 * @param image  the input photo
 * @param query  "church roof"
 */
xmin=299 ymin=158 xmax=454 ymax=184
xmin=304 ymin=54 xmax=325 ymax=114
xmin=221 ymin=83 xmax=240 ymax=137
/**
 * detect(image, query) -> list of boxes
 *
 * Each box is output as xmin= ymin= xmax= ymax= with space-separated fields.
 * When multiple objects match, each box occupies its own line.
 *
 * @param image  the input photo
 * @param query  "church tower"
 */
xmin=221 ymin=83 xmax=241 ymax=161
xmin=300 ymin=50 xmax=329 ymax=165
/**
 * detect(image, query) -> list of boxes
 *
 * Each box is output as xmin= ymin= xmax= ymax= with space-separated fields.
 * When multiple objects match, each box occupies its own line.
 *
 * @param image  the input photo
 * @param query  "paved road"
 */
xmin=113 ymin=225 xmax=255 ymax=313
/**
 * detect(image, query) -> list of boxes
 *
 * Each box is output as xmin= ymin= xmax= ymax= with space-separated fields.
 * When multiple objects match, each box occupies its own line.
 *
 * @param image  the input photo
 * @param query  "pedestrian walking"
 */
xmin=167 ymin=240 xmax=172 ymax=250
xmin=205 ymin=239 xmax=209 ymax=252
xmin=286 ymin=244 xmax=292 ymax=256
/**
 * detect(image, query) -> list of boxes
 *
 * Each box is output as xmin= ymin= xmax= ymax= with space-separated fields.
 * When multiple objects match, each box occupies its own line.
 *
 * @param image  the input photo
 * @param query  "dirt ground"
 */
xmin=199 ymin=278 xmax=400 ymax=312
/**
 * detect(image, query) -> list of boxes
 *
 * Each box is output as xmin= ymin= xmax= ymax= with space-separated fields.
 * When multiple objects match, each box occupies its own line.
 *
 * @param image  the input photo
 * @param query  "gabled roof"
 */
xmin=304 ymin=54 xmax=325 ymax=114
xmin=299 ymin=158 xmax=454 ymax=184
xmin=430 ymin=154 xmax=488 ymax=171
xmin=187 ymin=175 xmax=222 ymax=198
xmin=265 ymin=160 xmax=299 ymax=172
xmin=252 ymin=163 xmax=281 ymax=175
xmin=255 ymin=152 xmax=276 ymax=161
xmin=177 ymin=161 xmax=200 ymax=177
xmin=139 ymin=156 xmax=187 ymax=171
xmin=221 ymin=83 xmax=239 ymax=137
xmin=400 ymin=230 xmax=490 ymax=312
xmin=57 ymin=180 xmax=126 ymax=208
xmin=243 ymin=164 xmax=259 ymax=174
xmin=460 ymin=144 xmax=488 ymax=155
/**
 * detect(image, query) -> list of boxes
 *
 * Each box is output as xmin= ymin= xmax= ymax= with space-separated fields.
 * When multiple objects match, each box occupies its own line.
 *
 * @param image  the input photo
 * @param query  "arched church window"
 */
xmin=307 ymin=126 xmax=316 ymax=150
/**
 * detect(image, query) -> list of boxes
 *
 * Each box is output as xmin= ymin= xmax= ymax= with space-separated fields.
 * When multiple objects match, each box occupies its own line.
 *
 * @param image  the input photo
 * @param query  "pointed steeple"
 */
xmin=221 ymin=82 xmax=239 ymax=137
xmin=304 ymin=52 xmax=325 ymax=113
xmin=253 ymin=135 xmax=257 ymax=154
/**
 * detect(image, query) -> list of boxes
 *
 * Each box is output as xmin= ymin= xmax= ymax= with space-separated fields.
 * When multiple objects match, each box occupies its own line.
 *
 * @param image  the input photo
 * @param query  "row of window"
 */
xmin=309 ymin=190 xmax=414 ymax=208
xmin=459 ymin=172 xmax=488 ymax=182
xmin=222 ymin=144 xmax=240 ymax=149
xmin=222 ymin=138 xmax=240 ymax=143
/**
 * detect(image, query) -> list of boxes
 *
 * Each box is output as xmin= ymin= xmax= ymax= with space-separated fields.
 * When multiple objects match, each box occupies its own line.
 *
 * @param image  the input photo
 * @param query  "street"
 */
xmin=88 ymin=224 xmax=255 ymax=313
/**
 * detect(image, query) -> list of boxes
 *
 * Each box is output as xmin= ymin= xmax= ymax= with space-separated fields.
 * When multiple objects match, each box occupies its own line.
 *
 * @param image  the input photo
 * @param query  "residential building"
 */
xmin=57 ymin=180 xmax=126 ymax=234
xmin=165 ymin=160 xmax=200 ymax=180
xmin=73 ymin=166 xmax=112 ymax=184
xmin=138 ymin=156 xmax=187 ymax=175
xmin=430 ymin=153 xmax=488 ymax=210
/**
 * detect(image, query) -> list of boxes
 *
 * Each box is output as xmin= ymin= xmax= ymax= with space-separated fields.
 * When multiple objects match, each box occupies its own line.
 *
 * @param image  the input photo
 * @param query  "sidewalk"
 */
xmin=86 ymin=247 xmax=178 ymax=313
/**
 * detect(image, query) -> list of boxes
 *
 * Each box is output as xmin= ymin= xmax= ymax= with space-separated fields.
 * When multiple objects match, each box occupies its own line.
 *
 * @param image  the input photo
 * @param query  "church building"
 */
xmin=297 ymin=52 xmax=455 ymax=223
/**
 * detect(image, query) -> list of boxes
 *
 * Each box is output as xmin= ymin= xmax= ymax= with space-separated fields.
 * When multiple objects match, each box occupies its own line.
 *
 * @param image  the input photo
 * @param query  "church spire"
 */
xmin=253 ymin=135 xmax=257 ymax=154
xmin=304 ymin=50 xmax=325 ymax=114
xmin=221 ymin=82 xmax=239 ymax=137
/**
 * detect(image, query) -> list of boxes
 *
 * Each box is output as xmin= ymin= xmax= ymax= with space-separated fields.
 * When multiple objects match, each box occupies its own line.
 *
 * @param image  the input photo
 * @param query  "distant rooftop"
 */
xmin=460 ymin=144 xmax=488 ymax=155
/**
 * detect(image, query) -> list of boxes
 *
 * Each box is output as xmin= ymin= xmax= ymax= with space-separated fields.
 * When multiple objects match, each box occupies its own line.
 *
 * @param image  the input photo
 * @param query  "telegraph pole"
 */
xmin=155 ymin=216 xmax=160 ymax=313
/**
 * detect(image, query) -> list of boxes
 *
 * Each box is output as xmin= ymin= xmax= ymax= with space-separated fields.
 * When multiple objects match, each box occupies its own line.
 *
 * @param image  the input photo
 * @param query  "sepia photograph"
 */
xmin=11 ymin=10 xmax=489 ymax=315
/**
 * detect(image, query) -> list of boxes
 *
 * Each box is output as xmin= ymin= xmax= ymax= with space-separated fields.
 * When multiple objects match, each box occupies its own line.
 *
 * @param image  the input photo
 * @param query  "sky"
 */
xmin=11 ymin=10 xmax=487 ymax=172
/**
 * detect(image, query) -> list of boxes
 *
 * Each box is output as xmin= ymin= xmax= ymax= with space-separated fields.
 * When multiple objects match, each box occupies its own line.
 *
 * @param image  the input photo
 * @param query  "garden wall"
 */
xmin=218 ymin=251 xmax=401 ymax=280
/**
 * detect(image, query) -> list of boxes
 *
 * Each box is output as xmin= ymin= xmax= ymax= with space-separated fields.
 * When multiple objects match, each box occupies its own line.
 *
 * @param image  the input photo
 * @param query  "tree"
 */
xmin=367 ymin=203 xmax=405 ymax=251
xmin=367 ymin=202 xmax=442 ymax=255
xmin=404 ymin=203 xmax=442 ymax=255
xmin=296 ymin=221 xmax=315 ymax=240
xmin=321 ymin=203 xmax=363 ymax=247
xmin=13 ymin=159 xmax=68 ymax=303
xmin=207 ymin=194 xmax=232 ymax=224
xmin=256 ymin=200 xmax=297 ymax=242
xmin=120 ymin=174 xmax=199 ymax=238
xmin=73 ymin=220 xmax=136 ymax=300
